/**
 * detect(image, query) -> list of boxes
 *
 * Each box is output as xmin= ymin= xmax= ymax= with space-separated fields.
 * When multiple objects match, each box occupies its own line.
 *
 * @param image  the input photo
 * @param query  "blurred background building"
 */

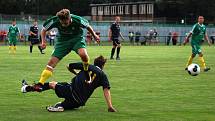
xmin=90 ymin=1 xmax=154 ymax=22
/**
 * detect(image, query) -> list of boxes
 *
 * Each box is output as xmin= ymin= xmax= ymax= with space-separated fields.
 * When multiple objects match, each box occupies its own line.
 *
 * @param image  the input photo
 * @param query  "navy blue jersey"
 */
xmin=68 ymin=63 xmax=110 ymax=105
xmin=110 ymin=22 xmax=120 ymax=39
xmin=29 ymin=25 xmax=39 ymax=38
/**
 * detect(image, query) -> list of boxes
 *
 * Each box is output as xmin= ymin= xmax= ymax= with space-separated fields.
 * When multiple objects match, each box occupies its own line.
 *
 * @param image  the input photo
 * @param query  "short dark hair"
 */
xmin=198 ymin=15 xmax=204 ymax=19
xmin=56 ymin=9 xmax=70 ymax=20
xmin=94 ymin=55 xmax=107 ymax=69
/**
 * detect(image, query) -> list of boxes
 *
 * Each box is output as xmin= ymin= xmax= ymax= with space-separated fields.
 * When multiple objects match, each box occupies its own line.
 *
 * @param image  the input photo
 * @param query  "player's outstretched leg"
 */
xmin=21 ymin=80 xmax=45 ymax=93
xmin=21 ymin=81 xmax=51 ymax=93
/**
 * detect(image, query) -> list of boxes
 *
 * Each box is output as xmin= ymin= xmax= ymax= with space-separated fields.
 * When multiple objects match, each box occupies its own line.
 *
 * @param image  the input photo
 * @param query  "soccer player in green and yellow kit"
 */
xmin=183 ymin=16 xmax=211 ymax=72
xmin=33 ymin=9 xmax=100 ymax=91
xmin=7 ymin=20 xmax=20 ymax=54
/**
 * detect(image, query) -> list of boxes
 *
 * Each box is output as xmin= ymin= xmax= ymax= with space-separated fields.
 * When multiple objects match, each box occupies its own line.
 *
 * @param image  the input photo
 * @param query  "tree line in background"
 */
xmin=155 ymin=0 xmax=215 ymax=24
xmin=0 ymin=0 xmax=90 ymax=16
xmin=0 ymin=0 xmax=214 ymax=23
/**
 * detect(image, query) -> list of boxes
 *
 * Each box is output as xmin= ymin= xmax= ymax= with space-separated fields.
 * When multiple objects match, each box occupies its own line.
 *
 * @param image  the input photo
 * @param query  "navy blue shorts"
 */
xmin=55 ymin=82 xmax=80 ymax=110
xmin=112 ymin=39 xmax=120 ymax=46
xmin=29 ymin=38 xmax=40 ymax=45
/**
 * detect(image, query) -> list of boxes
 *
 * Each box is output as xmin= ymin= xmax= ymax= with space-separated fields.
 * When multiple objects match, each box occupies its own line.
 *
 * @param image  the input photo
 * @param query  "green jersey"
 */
xmin=8 ymin=25 xmax=20 ymax=37
xmin=190 ymin=23 xmax=206 ymax=44
xmin=43 ymin=14 xmax=89 ymax=39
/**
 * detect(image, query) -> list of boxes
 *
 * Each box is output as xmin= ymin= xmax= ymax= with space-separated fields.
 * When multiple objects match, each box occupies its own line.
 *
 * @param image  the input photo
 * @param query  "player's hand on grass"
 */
xmin=108 ymin=107 xmax=117 ymax=112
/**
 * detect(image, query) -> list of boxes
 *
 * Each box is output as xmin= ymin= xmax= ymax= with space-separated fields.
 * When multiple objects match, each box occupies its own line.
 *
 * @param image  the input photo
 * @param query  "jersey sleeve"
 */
xmin=80 ymin=17 xmax=90 ymax=28
xmin=43 ymin=17 xmax=56 ymax=31
xmin=101 ymin=73 xmax=111 ymax=89
xmin=190 ymin=24 xmax=197 ymax=34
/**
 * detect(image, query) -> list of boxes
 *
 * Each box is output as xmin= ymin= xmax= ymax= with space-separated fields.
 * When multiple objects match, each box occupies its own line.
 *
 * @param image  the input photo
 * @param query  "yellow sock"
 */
xmin=39 ymin=69 xmax=53 ymax=85
xmin=13 ymin=46 xmax=16 ymax=53
xmin=9 ymin=46 xmax=12 ymax=53
xmin=83 ymin=60 xmax=90 ymax=71
xmin=186 ymin=56 xmax=193 ymax=67
xmin=199 ymin=57 xmax=206 ymax=69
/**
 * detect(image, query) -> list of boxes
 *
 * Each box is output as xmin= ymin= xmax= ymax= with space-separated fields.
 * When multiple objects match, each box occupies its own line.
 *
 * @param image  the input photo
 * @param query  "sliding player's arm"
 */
xmin=67 ymin=62 xmax=84 ymax=75
xmin=103 ymin=88 xmax=117 ymax=112
xmin=101 ymin=73 xmax=116 ymax=112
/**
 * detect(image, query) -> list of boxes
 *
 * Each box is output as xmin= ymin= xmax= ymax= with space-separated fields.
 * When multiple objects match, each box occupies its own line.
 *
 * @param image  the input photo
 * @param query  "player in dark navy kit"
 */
xmin=21 ymin=56 xmax=117 ymax=112
xmin=29 ymin=20 xmax=44 ymax=54
xmin=108 ymin=16 xmax=124 ymax=60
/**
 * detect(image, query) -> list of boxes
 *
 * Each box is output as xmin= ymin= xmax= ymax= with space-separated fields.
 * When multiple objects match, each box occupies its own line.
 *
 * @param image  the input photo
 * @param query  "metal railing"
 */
xmin=1 ymin=35 xmax=211 ymax=46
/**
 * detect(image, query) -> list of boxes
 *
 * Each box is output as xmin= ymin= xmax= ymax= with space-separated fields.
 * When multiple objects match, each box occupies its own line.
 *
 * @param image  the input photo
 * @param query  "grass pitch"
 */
xmin=0 ymin=45 xmax=215 ymax=121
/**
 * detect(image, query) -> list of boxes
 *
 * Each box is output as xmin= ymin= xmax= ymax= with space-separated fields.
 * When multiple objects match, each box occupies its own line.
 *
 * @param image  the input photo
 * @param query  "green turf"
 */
xmin=0 ymin=45 xmax=215 ymax=121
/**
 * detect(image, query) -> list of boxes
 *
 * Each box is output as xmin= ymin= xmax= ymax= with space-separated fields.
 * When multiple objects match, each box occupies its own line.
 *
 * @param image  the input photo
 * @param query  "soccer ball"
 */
xmin=187 ymin=63 xmax=200 ymax=76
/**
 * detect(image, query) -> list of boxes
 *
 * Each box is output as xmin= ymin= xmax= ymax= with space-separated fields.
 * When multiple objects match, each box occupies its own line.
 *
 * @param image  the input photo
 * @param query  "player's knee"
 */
xmin=191 ymin=54 xmax=196 ymax=58
xmin=199 ymin=53 xmax=203 ymax=57
xmin=49 ymin=81 xmax=57 ymax=89
xmin=80 ymin=54 xmax=89 ymax=62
